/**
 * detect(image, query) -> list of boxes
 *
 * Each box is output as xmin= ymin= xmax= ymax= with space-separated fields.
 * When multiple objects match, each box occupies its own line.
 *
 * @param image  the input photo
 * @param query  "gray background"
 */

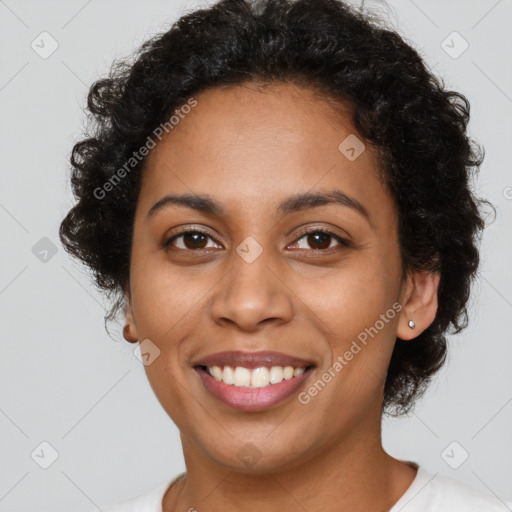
xmin=1 ymin=0 xmax=511 ymax=510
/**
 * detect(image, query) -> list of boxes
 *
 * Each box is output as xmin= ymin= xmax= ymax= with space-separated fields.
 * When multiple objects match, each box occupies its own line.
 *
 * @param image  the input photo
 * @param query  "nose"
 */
xmin=210 ymin=247 xmax=295 ymax=332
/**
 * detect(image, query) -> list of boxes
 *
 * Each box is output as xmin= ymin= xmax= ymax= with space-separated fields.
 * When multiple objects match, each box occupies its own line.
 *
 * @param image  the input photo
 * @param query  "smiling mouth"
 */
xmin=194 ymin=364 xmax=316 ymax=412
xmin=196 ymin=364 xmax=315 ymax=388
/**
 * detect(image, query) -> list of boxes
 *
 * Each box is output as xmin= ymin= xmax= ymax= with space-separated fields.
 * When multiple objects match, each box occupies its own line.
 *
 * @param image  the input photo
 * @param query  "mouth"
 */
xmin=193 ymin=362 xmax=316 ymax=412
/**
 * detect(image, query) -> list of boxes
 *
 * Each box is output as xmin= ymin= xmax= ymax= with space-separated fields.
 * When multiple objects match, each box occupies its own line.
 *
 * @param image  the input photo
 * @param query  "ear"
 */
xmin=396 ymin=270 xmax=440 ymax=341
xmin=122 ymin=285 xmax=139 ymax=344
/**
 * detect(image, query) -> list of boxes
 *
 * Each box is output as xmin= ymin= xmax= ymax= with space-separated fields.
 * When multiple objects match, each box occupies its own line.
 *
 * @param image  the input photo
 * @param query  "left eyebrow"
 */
xmin=276 ymin=190 xmax=371 ymax=224
xmin=146 ymin=189 xmax=371 ymax=224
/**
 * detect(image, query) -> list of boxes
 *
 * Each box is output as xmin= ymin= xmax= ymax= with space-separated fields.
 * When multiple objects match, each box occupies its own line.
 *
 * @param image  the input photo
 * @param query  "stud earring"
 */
xmin=408 ymin=320 xmax=416 ymax=329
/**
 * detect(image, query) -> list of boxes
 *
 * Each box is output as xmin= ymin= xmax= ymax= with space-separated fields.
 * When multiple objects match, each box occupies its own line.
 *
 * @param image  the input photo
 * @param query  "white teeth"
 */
xmin=251 ymin=367 xmax=270 ymax=387
xmin=283 ymin=366 xmax=294 ymax=380
xmin=234 ymin=366 xmax=251 ymax=387
xmin=206 ymin=365 xmax=309 ymax=388
xmin=210 ymin=365 xmax=222 ymax=381
xmin=269 ymin=366 xmax=284 ymax=384
xmin=222 ymin=365 xmax=235 ymax=385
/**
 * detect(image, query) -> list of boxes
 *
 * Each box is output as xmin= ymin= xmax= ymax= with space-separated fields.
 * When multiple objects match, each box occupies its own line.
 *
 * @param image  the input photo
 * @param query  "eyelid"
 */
xmin=170 ymin=224 xmax=218 ymax=238
xmin=292 ymin=224 xmax=350 ymax=243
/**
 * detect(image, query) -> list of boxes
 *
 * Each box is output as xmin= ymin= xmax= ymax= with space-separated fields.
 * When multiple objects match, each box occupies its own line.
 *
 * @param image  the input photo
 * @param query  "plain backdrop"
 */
xmin=1 ymin=0 xmax=511 ymax=510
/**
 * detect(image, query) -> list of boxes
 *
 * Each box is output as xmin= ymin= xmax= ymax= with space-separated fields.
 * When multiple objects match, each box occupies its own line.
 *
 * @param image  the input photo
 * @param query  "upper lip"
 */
xmin=193 ymin=350 xmax=316 ymax=369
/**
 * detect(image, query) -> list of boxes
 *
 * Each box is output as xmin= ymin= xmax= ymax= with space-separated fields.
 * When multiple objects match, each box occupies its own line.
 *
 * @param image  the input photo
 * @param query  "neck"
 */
xmin=163 ymin=409 xmax=417 ymax=511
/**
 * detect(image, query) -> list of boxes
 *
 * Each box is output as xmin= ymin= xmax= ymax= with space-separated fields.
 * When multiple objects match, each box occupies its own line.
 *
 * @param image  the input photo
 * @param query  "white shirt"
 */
xmin=98 ymin=462 xmax=512 ymax=511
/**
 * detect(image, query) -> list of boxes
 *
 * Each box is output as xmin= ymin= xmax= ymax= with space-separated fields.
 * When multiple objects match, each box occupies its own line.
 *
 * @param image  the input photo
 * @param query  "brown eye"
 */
xmin=182 ymin=232 xmax=208 ymax=249
xmin=164 ymin=230 xmax=220 ymax=251
xmin=306 ymin=232 xmax=331 ymax=250
xmin=291 ymin=229 xmax=350 ymax=252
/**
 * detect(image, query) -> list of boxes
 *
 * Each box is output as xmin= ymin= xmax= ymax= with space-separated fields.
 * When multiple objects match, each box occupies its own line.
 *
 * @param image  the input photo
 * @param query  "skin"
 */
xmin=122 ymin=81 xmax=440 ymax=511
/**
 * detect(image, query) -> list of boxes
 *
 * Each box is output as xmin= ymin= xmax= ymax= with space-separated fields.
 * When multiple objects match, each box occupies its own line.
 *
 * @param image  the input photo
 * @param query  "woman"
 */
xmin=60 ymin=0 xmax=510 ymax=510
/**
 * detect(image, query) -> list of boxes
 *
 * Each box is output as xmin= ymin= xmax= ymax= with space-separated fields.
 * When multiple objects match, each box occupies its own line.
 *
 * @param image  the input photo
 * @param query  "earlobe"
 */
xmin=397 ymin=270 xmax=440 ymax=341
xmin=122 ymin=288 xmax=139 ymax=344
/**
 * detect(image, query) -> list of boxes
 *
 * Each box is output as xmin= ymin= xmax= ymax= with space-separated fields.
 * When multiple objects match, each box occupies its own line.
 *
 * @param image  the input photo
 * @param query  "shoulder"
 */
xmin=392 ymin=464 xmax=512 ymax=512
xmin=429 ymin=472 xmax=512 ymax=511
xmin=93 ymin=472 xmax=185 ymax=512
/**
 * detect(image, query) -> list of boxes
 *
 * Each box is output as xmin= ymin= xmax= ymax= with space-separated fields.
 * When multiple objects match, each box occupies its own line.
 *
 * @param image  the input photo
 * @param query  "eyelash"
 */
xmin=163 ymin=226 xmax=351 ymax=254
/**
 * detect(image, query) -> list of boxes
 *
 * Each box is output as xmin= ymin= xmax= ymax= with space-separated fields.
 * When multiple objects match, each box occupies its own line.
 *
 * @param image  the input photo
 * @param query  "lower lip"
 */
xmin=195 ymin=366 xmax=314 ymax=412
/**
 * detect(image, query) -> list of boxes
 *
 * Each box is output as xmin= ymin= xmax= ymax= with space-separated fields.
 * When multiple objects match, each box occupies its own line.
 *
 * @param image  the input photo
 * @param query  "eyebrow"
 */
xmin=146 ymin=189 xmax=371 ymax=223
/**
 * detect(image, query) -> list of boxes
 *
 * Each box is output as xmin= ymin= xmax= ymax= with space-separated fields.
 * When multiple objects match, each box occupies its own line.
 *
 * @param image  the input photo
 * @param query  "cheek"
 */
xmin=142 ymin=359 xmax=192 ymax=432
xmin=298 ymin=255 xmax=399 ymax=346
xmin=129 ymin=248 xmax=209 ymax=342
xmin=296 ymin=254 xmax=400 ymax=402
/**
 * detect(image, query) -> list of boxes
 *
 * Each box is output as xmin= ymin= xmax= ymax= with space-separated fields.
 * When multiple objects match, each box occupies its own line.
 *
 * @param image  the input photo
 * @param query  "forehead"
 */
xmin=138 ymin=82 xmax=396 ymax=228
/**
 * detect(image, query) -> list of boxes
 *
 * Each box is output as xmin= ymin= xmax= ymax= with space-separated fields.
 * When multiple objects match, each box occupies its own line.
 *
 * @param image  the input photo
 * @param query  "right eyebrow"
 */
xmin=146 ymin=194 xmax=224 ymax=220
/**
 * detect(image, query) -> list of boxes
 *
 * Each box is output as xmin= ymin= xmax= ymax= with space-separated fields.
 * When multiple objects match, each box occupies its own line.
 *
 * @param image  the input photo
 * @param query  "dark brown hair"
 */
xmin=59 ymin=0 xmax=494 ymax=415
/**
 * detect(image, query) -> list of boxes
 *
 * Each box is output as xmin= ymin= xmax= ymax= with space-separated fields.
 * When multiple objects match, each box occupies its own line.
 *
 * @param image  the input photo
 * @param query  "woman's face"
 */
xmin=124 ymin=82 xmax=431 ymax=472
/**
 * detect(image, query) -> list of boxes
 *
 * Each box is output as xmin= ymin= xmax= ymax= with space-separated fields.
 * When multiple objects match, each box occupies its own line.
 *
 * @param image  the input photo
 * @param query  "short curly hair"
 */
xmin=59 ymin=0 xmax=493 ymax=416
